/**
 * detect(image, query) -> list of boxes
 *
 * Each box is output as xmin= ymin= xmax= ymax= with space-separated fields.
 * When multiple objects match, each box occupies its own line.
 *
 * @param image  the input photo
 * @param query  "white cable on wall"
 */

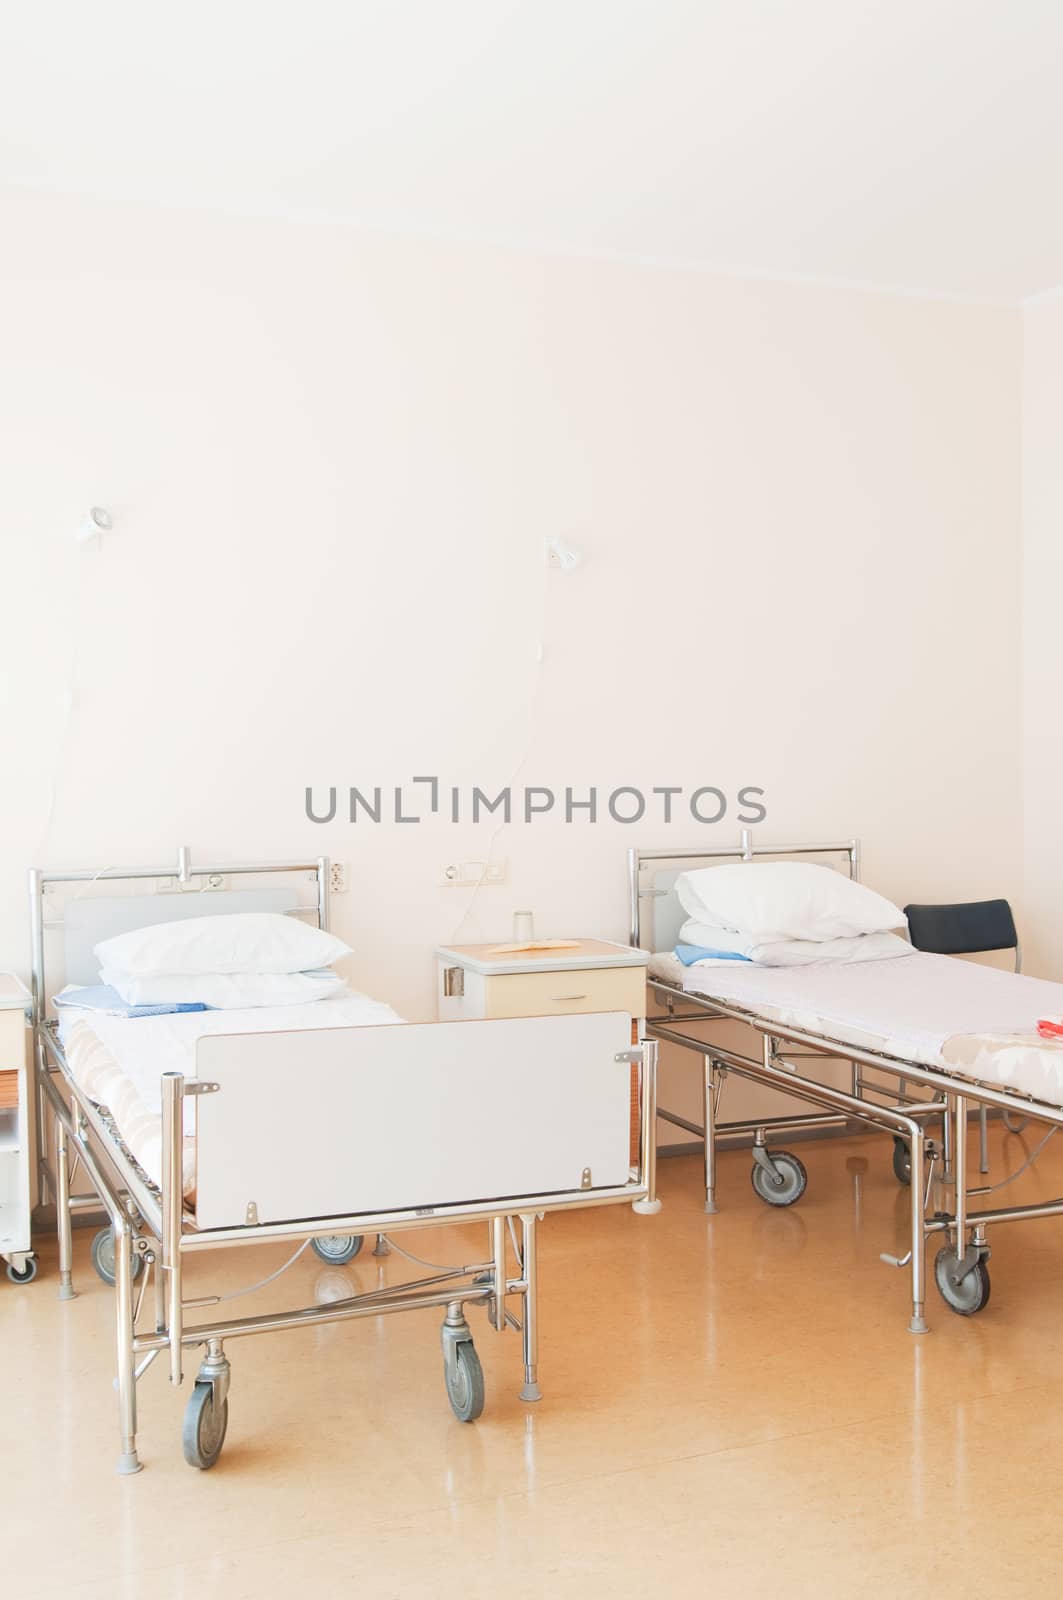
xmin=35 ymin=508 xmax=115 ymax=864
xmin=447 ymin=546 xmax=557 ymax=945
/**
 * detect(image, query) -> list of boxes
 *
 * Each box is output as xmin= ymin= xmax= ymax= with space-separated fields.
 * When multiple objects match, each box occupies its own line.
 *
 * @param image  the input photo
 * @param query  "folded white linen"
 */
xmin=678 ymin=919 xmax=914 ymax=967
xmin=676 ymin=923 xmax=749 ymax=955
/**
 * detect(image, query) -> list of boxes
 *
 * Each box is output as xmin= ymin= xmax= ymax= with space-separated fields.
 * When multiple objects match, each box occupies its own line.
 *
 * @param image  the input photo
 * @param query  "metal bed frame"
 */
xmin=30 ymin=848 xmax=659 ymax=1473
xmin=629 ymin=832 xmax=1063 ymax=1334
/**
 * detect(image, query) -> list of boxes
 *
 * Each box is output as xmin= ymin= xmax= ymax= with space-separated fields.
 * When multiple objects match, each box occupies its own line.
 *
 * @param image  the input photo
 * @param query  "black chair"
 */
xmin=903 ymin=899 xmax=1024 ymax=1170
xmin=903 ymin=901 xmax=1020 ymax=971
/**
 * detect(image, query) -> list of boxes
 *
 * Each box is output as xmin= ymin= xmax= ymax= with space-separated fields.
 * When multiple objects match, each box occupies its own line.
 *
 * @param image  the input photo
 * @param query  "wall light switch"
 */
xmin=441 ymin=859 xmax=507 ymax=887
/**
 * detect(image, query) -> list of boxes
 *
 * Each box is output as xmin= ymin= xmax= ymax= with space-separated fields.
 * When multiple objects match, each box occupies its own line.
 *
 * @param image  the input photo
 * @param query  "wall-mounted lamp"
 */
xmin=75 ymin=506 xmax=114 ymax=548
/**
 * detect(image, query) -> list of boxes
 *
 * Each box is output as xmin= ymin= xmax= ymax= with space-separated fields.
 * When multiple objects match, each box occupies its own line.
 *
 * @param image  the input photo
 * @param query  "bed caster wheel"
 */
xmin=182 ymin=1380 xmax=229 ymax=1469
xmin=443 ymin=1340 xmax=485 ymax=1423
xmin=6 ymin=1256 xmax=37 ymax=1284
xmin=892 ymin=1137 xmax=912 ymax=1186
xmin=311 ymin=1234 xmax=364 ymax=1265
xmin=934 ymin=1245 xmax=991 ymax=1316
xmin=750 ymin=1150 xmax=807 ymax=1207
xmin=91 ymin=1227 xmax=144 ymax=1287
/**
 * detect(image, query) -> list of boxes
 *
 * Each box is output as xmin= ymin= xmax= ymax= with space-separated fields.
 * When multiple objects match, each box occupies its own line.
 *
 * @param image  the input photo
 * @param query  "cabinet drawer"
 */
xmin=481 ymin=965 xmax=645 ymax=1020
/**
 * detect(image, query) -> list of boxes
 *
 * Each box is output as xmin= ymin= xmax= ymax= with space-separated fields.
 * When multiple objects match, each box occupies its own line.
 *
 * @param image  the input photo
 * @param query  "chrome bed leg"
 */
xmin=632 ymin=1037 xmax=662 ymax=1215
xmin=372 ymin=1233 xmax=391 ymax=1257
xmin=161 ymin=1073 xmax=184 ymax=1390
xmin=978 ymin=1105 xmax=990 ymax=1175
xmin=953 ymin=1094 xmax=968 ymax=1254
xmin=490 ymin=1217 xmax=507 ymax=1332
xmin=933 ymin=1093 xmax=992 ymax=1315
xmin=942 ymin=1095 xmax=954 ymax=1182
xmin=114 ymin=1215 xmax=142 ymax=1474
xmin=703 ymin=1054 xmax=719 ymax=1214
xmin=55 ymin=1116 xmax=76 ymax=1302
xmin=519 ymin=1213 xmax=542 ymax=1402
xmin=909 ymin=1123 xmax=929 ymax=1335
xmin=154 ymin=1239 xmax=167 ymax=1333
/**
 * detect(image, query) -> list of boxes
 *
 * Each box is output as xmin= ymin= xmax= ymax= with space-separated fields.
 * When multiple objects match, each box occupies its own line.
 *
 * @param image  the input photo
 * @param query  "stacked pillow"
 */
xmin=674 ymin=862 xmax=911 ymax=967
xmin=95 ymin=913 xmax=354 ymax=1009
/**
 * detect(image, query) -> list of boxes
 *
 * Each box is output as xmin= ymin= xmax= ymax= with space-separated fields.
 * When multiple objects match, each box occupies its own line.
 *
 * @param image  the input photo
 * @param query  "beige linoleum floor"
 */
xmin=5 ymin=1124 xmax=1063 ymax=1599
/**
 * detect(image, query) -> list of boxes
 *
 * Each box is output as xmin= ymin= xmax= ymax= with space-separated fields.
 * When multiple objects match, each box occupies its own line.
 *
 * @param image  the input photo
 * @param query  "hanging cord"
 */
xmin=35 ymin=530 xmax=109 ymax=864
xmin=66 ymin=863 xmax=121 ymax=904
xmin=53 ymin=858 xmax=219 ymax=972
xmin=972 ymin=1126 xmax=1057 ymax=1197
xmin=45 ymin=867 xmax=121 ymax=997
xmin=212 ymin=1239 xmax=312 ymax=1302
xmin=380 ymin=1236 xmax=468 ymax=1274
xmin=448 ymin=555 xmax=554 ymax=946
xmin=172 ymin=1234 xmax=480 ymax=1309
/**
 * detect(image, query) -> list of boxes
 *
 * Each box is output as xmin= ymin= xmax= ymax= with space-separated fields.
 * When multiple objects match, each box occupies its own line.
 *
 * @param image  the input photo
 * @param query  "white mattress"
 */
xmin=58 ymin=990 xmax=403 ymax=1196
xmin=649 ymin=950 xmax=1063 ymax=1106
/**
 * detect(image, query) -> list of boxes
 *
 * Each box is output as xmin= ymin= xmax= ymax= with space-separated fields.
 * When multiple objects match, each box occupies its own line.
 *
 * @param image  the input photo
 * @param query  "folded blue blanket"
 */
xmin=674 ymin=944 xmax=753 ymax=967
xmin=55 ymin=985 xmax=208 ymax=1019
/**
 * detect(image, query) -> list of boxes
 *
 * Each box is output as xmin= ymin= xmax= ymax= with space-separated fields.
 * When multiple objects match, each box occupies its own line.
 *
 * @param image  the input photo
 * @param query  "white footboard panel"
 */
xmin=193 ymin=1012 xmax=633 ymax=1229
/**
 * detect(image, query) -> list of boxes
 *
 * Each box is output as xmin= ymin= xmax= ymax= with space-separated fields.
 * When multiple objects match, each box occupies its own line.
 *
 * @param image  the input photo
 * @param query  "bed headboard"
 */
xmin=28 ymin=847 xmax=330 ymax=1016
xmin=62 ymin=889 xmax=302 ymax=988
xmin=627 ymin=829 xmax=860 ymax=953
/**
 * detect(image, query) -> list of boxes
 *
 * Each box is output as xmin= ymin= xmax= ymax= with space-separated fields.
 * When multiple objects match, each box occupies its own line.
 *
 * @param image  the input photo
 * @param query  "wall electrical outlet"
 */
xmin=441 ymin=859 xmax=507 ymax=888
xmin=156 ymin=874 xmax=227 ymax=893
xmin=329 ymin=862 xmax=347 ymax=894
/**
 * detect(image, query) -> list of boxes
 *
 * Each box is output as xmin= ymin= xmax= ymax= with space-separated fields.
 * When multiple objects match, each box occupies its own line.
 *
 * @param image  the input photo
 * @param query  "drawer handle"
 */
xmin=550 ymin=993 xmax=588 ymax=1002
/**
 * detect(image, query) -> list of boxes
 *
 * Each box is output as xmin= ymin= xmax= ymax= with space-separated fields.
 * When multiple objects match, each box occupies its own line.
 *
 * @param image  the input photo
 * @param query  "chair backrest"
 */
xmin=903 ymin=899 xmax=1018 ymax=962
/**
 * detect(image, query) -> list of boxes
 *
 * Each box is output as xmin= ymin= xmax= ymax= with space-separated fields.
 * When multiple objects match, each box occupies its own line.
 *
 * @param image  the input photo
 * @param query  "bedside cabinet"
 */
xmin=434 ymin=939 xmax=649 ymax=1161
xmin=0 ymin=973 xmax=35 ymax=1284
xmin=434 ymin=938 xmax=647 ymax=1022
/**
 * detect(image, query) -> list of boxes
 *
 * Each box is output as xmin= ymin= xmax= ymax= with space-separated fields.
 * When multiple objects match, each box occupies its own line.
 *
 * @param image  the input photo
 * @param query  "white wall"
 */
xmin=1 ymin=189 xmax=1023 ymax=1020
xmin=1022 ymin=293 xmax=1063 ymax=978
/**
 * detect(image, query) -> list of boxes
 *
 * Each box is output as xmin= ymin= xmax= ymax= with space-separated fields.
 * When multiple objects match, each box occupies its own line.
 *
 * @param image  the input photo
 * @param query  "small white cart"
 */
xmin=0 ymin=973 xmax=35 ymax=1284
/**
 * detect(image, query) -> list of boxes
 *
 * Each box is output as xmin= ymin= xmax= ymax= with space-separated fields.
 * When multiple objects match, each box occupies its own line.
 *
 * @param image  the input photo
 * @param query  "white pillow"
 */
xmin=95 ymin=913 xmax=351 ymax=978
xmin=679 ymin=919 xmax=913 ymax=967
xmin=676 ymin=862 xmax=904 ymax=944
xmin=676 ymin=923 xmax=749 ymax=955
xmin=101 ymin=968 xmax=347 ymax=1009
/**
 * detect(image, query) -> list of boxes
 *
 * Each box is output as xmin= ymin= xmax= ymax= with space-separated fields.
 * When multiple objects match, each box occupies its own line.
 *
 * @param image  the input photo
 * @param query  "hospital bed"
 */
xmin=30 ymin=849 xmax=659 ymax=1473
xmin=630 ymin=833 xmax=1063 ymax=1334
